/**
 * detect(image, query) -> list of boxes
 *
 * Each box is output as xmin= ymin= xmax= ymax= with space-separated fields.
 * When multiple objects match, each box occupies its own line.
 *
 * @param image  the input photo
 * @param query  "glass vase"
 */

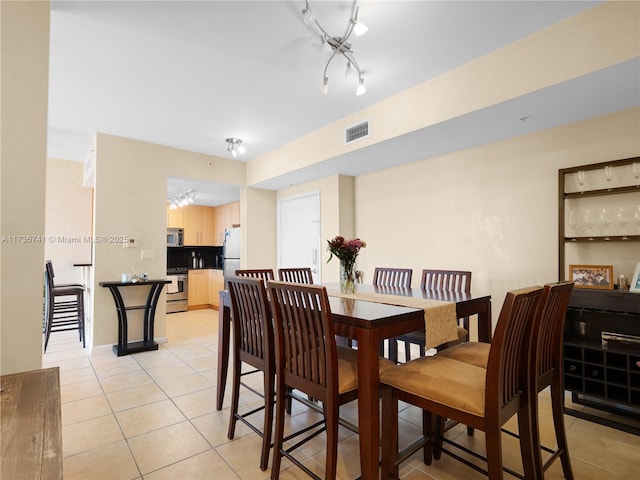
xmin=340 ymin=261 xmax=356 ymax=294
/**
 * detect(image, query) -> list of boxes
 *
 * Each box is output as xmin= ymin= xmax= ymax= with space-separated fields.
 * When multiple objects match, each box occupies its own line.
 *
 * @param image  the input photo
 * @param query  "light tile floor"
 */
xmin=43 ymin=310 xmax=640 ymax=479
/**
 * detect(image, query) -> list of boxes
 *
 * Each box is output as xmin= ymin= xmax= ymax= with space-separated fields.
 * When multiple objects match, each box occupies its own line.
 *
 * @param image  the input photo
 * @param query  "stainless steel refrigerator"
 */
xmin=223 ymin=227 xmax=241 ymax=276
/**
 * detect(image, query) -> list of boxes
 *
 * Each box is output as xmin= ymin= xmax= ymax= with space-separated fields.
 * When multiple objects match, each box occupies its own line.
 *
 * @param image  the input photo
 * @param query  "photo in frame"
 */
xmin=569 ymin=264 xmax=614 ymax=290
xmin=630 ymin=263 xmax=640 ymax=293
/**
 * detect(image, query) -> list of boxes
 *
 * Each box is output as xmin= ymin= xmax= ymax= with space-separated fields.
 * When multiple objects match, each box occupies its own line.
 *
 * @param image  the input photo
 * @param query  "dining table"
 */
xmin=215 ymin=283 xmax=492 ymax=479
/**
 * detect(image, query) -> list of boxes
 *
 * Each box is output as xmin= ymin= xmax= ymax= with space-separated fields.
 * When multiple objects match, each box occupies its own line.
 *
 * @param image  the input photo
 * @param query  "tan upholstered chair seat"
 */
xmin=337 ymin=346 xmax=395 ymax=394
xmin=437 ymin=342 xmax=490 ymax=368
xmin=380 ymin=355 xmax=486 ymax=416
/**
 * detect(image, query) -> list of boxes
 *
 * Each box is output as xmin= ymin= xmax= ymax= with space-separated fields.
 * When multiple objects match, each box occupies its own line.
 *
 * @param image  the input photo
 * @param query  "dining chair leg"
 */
xmin=271 ymin=379 xmax=286 ymax=480
xmin=517 ymin=401 xmax=540 ymax=480
xmin=485 ymin=424 xmax=505 ymax=480
xmin=432 ymin=415 xmax=445 ymax=460
xmin=227 ymin=354 xmax=242 ymax=440
xmin=551 ymin=376 xmax=574 ymax=480
xmin=325 ymin=401 xmax=341 ymax=480
xmin=422 ymin=410 xmax=434 ymax=466
xmin=285 ymin=387 xmax=292 ymax=414
xmin=260 ymin=371 xmax=275 ymax=471
xmin=78 ymin=292 xmax=85 ymax=347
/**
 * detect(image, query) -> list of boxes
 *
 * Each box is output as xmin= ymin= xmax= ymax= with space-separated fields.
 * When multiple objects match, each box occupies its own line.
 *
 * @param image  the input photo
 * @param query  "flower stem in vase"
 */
xmin=340 ymin=261 xmax=356 ymax=294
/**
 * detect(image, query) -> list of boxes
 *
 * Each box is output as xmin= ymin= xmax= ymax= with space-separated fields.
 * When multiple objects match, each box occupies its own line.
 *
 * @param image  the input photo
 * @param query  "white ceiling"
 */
xmin=48 ymin=1 xmax=638 ymax=206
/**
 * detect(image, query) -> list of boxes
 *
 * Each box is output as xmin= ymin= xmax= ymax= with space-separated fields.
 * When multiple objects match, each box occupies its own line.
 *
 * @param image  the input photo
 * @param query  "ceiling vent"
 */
xmin=345 ymin=120 xmax=369 ymax=144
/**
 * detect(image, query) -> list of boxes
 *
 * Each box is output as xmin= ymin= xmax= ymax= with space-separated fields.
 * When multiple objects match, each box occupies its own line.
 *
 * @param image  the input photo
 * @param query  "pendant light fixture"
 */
xmin=225 ymin=137 xmax=245 ymax=158
xmin=301 ymin=0 xmax=368 ymax=97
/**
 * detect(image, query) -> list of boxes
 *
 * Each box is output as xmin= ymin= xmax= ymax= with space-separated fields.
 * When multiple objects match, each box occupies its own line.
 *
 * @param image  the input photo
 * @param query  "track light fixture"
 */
xmin=168 ymin=190 xmax=195 ymax=210
xmin=225 ymin=137 xmax=245 ymax=158
xmin=301 ymin=0 xmax=368 ymax=97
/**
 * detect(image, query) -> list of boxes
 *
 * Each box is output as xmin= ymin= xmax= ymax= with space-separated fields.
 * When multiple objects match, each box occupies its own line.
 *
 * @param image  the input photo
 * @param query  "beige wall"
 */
xmin=241 ymin=187 xmax=277 ymax=270
xmin=1 ymin=0 xmax=50 ymax=374
xmin=45 ymin=158 xmax=93 ymax=284
xmin=333 ymin=110 xmax=639 ymax=330
xmin=92 ymin=134 xmax=245 ymax=347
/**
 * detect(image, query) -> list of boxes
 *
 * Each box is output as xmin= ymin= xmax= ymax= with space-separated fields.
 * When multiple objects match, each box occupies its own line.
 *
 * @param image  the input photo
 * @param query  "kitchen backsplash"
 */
xmin=167 ymin=246 xmax=222 ymax=270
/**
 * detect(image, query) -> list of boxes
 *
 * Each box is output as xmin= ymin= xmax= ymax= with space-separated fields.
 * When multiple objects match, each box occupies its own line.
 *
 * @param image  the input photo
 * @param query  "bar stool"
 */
xmin=44 ymin=261 xmax=85 ymax=352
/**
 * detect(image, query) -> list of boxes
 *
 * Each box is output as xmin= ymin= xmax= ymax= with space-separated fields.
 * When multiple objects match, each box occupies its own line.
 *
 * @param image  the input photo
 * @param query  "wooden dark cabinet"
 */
xmin=559 ymin=158 xmax=640 ymax=435
xmin=563 ymin=288 xmax=640 ymax=434
xmin=558 ymin=157 xmax=640 ymax=282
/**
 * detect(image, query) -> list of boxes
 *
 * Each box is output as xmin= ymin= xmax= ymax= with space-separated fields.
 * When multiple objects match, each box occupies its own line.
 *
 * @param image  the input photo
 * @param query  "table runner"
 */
xmin=326 ymin=289 xmax=458 ymax=349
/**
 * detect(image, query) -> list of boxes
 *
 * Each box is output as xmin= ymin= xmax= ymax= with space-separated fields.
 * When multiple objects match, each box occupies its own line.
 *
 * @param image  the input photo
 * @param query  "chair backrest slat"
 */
xmin=278 ymin=267 xmax=313 ymax=284
xmin=373 ymin=268 xmax=412 ymax=288
xmin=421 ymin=269 xmax=471 ymax=293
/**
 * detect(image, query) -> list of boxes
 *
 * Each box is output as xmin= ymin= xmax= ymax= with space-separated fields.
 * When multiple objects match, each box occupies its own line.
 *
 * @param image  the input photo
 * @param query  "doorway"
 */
xmin=277 ymin=191 xmax=321 ymax=283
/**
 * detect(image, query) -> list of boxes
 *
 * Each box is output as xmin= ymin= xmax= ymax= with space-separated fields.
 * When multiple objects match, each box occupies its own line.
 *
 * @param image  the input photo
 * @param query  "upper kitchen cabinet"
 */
xmin=166 ymin=204 xmax=184 ymax=228
xmin=184 ymin=205 xmax=215 ymax=246
xmin=214 ymin=201 xmax=240 ymax=246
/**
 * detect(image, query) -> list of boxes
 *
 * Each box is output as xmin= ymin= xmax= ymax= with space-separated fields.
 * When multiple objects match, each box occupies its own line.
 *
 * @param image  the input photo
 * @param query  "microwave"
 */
xmin=167 ymin=228 xmax=183 ymax=247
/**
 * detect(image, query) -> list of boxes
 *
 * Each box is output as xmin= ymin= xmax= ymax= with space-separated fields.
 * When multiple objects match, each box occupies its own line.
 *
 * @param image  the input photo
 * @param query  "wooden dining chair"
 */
xmin=380 ymin=285 xmax=544 ymax=480
xmin=372 ymin=268 xmax=413 ymax=358
xmin=278 ymin=267 xmax=313 ymax=284
xmin=226 ymin=275 xmax=275 ymax=471
xmin=44 ymin=261 xmax=86 ymax=352
xmin=438 ymin=281 xmax=575 ymax=479
xmin=372 ymin=267 xmax=413 ymax=288
xmin=389 ymin=269 xmax=471 ymax=363
xmin=267 ymin=280 xmax=393 ymax=480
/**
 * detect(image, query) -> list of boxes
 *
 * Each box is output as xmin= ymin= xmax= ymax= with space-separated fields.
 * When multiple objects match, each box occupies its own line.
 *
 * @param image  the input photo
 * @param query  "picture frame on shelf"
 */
xmin=630 ymin=263 xmax=640 ymax=293
xmin=569 ymin=264 xmax=614 ymax=290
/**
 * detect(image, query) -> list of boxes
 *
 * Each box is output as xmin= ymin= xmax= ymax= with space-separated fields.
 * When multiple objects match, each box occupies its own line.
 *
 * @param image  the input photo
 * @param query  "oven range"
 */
xmin=166 ymin=267 xmax=188 ymax=313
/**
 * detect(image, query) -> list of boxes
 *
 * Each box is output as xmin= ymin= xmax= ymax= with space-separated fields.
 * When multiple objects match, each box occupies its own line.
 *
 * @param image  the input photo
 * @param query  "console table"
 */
xmin=563 ymin=288 xmax=640 ymax=435
xmin=99 ymin=279 xmax=170 ymax=356
xmin=1 ymin=367 xmax=62 ymax=479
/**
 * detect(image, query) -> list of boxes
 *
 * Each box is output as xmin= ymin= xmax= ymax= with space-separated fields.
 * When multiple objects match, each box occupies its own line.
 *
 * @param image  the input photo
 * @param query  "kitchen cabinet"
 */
xmin=184 ymin=205 xmax=215 ymax=246
xmin=214 ymin=201 xmax=240 ymax=246
xmin=208 ymin=269 xmax=224 ymax=308
xmin=166 ymin=204 xmax=184 ymax=228
xmin=188 ymin=269 xmax=209 ymax=308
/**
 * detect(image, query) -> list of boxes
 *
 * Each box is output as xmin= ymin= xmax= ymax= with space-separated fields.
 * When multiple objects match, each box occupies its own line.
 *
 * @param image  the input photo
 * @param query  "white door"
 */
xmin=277 ymin=191 xmax=321 ymax=283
